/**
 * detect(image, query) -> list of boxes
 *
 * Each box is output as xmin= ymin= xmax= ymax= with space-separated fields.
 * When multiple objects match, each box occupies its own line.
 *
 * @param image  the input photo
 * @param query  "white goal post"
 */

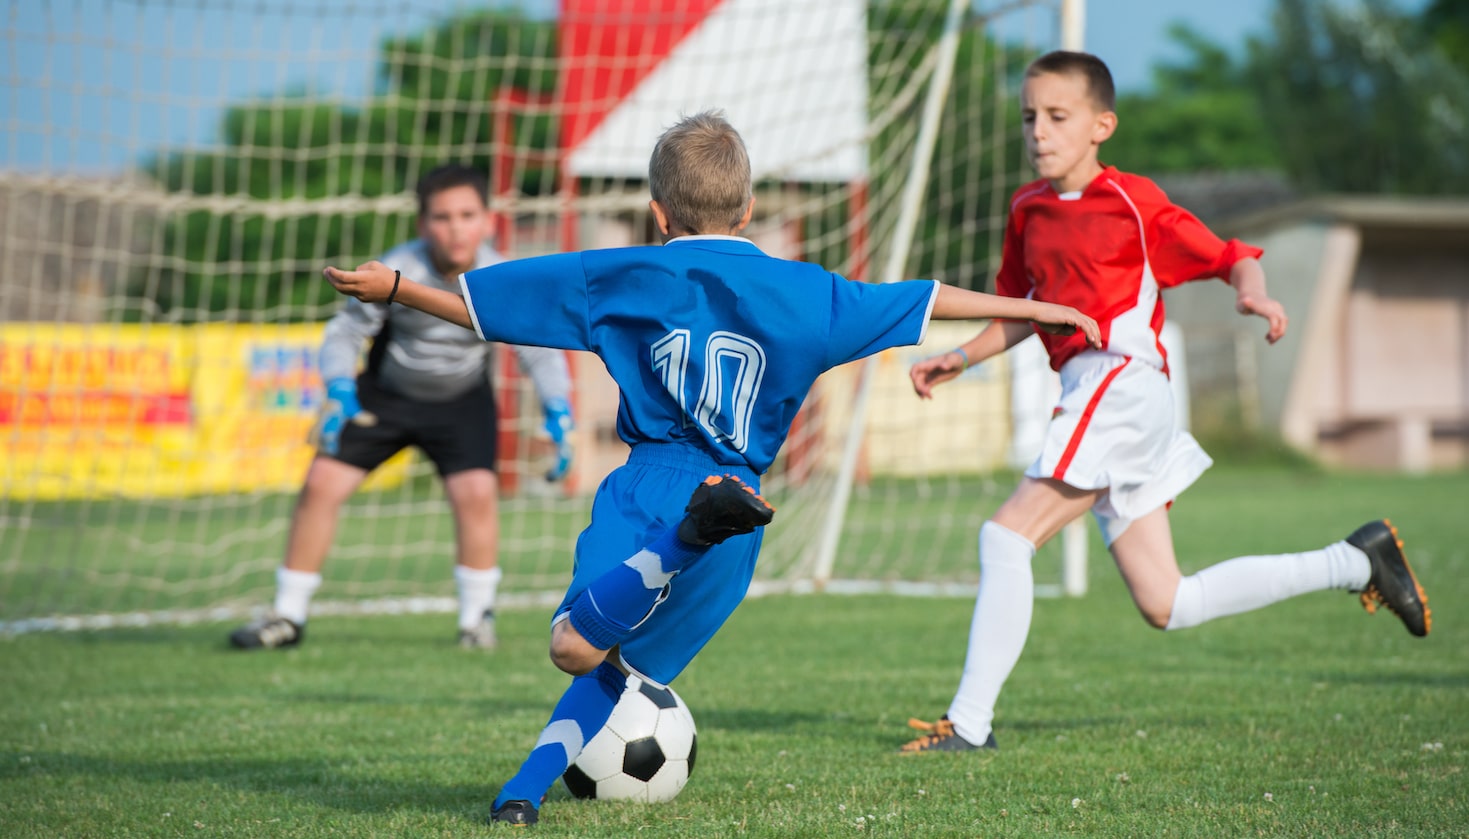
xmin=1 ymin=0 xmax=1089 ymax=632
xmin=813 ymin=0 xmax=1090 ymax=598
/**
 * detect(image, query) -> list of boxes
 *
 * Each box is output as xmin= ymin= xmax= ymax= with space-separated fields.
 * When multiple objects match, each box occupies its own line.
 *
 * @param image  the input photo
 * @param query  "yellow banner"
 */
xmin=0 ymin=324 xmax=408 ymax=499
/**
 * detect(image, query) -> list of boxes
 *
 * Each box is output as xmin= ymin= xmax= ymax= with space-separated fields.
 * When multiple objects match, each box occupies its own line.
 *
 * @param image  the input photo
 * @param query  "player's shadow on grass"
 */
xmin=3 ymin=751 xmax=490 ymax=820
xmin=693 ymin=707 xmax=842 ymax=733
xmin=275 ymin=691 xmax=568 ymax=719
xmin=14 ymin=624 xmax=486 ymax=650
xmin=693 ymin=707 xmax=1139 ymax=750
xmin=41 ymin=628 xmax=215 ymax=646
xmin=1303 ymin=669 xmax=1469 ymax=689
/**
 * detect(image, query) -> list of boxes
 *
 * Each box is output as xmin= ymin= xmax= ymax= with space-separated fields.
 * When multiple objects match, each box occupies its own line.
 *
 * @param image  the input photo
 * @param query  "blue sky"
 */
xmin=3 ymin=0 xmax=1426 ymax=174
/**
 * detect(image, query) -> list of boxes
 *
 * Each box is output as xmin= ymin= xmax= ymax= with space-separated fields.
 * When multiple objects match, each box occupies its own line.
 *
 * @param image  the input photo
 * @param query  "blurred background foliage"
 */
xmin=1107 ymin=0 xmax=1468 ymax=192
xmin=134 ymin=0 xmax=1469 ymax=319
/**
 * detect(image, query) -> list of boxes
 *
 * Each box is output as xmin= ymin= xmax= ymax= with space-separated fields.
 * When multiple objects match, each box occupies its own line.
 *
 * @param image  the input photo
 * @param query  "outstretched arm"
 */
xmin=931 ymin=285 xmax=1101 ymax=347
xmin=1228 ymin=257 xmax=1287 ymax=344
xmin=323 ymin=261 xmax=474 ymax=331
xmin=910 ymin=319 xmax=1034 ymax=399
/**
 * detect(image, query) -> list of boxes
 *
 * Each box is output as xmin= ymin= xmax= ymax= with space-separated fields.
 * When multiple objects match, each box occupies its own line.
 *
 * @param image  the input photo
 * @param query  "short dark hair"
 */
xmin=1026 ymin=50 xmax=1115 ymax=112
xmin=415 ymin=163 xmax=490 ymax=215
xmin=648 ymin=110 xmax=753 ymax=234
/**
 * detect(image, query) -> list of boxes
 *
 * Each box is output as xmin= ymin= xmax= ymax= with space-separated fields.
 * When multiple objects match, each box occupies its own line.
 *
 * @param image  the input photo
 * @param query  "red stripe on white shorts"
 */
xmin=1051 ymin=357 xmax=1132 ymax=482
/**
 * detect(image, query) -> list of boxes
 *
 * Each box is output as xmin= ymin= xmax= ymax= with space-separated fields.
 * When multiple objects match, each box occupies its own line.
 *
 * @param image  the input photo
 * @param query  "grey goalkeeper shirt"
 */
xmin=318 ymin=239 xmax=572 ymax=405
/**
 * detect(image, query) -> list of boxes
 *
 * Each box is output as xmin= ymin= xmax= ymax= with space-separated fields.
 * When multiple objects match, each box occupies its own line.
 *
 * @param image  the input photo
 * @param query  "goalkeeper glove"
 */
xmin=543 ymin=398 xmax=574 ymax=482
xmin=315 ymin=377 xmax=362 ymax=457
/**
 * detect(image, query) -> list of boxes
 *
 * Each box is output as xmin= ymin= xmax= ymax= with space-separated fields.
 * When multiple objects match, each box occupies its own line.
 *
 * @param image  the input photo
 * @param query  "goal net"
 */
xmin=0 ymin=0 xmax=1079 ymax=632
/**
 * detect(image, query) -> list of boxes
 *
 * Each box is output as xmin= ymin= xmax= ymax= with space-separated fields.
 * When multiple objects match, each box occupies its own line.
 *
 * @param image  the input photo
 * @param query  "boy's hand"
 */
xmin=909 ymin=351 xmax=968 ymax=400
xmin=1033 ymin=303 xmax=1103 ymax=348
xmin=324 ymin=260 xmax=397 ymax=303
xmin=1236 ymin=294 xmax=1288 ymax=344
xmin=312 ymin=377 xmax=361 ymax=456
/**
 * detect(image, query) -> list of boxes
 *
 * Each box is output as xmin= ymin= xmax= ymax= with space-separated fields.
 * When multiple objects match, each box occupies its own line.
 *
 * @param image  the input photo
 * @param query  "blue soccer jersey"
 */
xmin=459 ymin=235 xmax=937 ymax=474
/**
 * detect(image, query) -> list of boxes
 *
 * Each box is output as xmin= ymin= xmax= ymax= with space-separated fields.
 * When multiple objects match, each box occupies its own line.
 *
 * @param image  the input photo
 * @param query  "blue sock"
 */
xmin=494 ymin=662 xmax=627 ymax=809
xmin=568 ymin=528 xmax=705 ymax=650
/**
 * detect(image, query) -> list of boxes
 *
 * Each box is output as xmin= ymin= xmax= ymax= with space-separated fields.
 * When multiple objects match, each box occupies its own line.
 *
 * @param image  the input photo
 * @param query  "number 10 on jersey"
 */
xmin=651 ymin=329 xmax=767 ymax=453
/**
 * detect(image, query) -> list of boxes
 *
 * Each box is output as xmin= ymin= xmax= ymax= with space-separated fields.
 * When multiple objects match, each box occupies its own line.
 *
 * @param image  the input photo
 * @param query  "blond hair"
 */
xmin=648 ymin=110 xmax=752 ymax=234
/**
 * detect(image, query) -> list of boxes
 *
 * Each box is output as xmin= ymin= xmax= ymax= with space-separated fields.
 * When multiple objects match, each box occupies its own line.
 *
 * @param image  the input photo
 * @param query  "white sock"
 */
xmin=272 ymin=567 xmax=322 ymax=625
xmin=1166 ymin=541 xmax=1372 ymax=630
xmin=455 ymin=565 xmax=503 ymax=631
xmin=947 ymin=521 xmax=1036 ymax=746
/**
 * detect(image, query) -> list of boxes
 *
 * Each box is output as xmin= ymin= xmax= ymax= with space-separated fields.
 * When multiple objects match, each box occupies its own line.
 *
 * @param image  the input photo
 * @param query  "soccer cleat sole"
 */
xmin=677 ymin=474 xmax=776 ymax=546
xmin=1349 ymin=519 xmax=1431 ymax=637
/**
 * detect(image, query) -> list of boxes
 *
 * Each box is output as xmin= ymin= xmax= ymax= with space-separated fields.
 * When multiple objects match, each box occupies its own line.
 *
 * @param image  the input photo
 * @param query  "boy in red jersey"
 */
xmin=899 ymin=51 xmax=1431 ymax=753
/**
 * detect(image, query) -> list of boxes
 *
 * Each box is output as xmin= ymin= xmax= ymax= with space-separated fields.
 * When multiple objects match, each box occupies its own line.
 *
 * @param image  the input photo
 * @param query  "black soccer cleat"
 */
xmin=228 ymin=612 xmax=304 ymax=650
xmin=489 ymin=799 xmax=538 ymax=827
xmin=1348 ymin=519 xmax=1431 ymax=637
xmin=898 ymin=715 xmax=998 ymax=753
xmin=676 ymin=474 xmax=775 ymax=546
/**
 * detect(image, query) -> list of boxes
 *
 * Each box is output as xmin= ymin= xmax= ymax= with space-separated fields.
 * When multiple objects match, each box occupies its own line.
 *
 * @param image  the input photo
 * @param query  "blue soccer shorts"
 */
xmin=554 ymin=443 xmax=764 ymax=686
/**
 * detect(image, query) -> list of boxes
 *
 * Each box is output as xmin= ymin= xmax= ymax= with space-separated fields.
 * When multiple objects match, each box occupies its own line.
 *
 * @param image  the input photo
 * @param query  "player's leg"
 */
xmin=904 ymin=477 xmax=1100 ymax=752
xmin=416 ymin=381 xmax=504 ymax=648
xmin=443 ymin=468 xmax=502 ymax=648
xmin=284 ymin=456 xmax=372 ymax=576
xmin=493 ymin=472 xmax=667 ymax=820
xmin=1104 ymin=506 xmax=1181 ymax=628
xmin=500 ymin=497 xmax=757 ymax=814
xmin=557 ymin=471 xmax=771 ymax=669
xmin=493 ymin=451 xmax=768 ymax=823
xmin=499 ymin=520 xmax=755 ymax=817
xmin=495 ymin=525 xmax=764 ymax=824
xmin=227 ymin=456 xmax=370 ymax=649
xmin=904 ymin=356 xmax=1139 ymax=751
xmin=230 ymin=381 xmax=405 ymax=650
xmin=1112 ymin=507 xmax=1426 ymax=635
xmin=490 ymin=650 xmax=626 ymax=826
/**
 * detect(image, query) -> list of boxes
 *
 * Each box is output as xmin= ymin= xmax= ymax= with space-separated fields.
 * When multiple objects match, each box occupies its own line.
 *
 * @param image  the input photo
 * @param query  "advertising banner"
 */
xmin=0 ymin=324 xmax=409 ymax=499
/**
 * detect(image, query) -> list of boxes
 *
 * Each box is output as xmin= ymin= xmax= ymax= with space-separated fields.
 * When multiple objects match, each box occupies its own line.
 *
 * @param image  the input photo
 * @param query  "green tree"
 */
xmin=1245 ymin=0 xmax=1469 ymax=194
xmin=1095 ymin=0 xmax=1468 ymax=195
xmin=136 ymin=4 xmax=1032 ymax=316
xmin=1105 ymin=24 xmax=1282 ymax=175
xmin=864 ymin=6 xmax=1035 ymax=290
xmin=133 ymin=10 xmax=558 ymax=323
xmin=1424 ymin=0 xmax=1469 ymax=73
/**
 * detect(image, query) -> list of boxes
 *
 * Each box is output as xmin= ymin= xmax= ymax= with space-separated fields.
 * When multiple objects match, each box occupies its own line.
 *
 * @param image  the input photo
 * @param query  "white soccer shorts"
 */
xmin=1024 ymin=352 xmax=1213 ymax=545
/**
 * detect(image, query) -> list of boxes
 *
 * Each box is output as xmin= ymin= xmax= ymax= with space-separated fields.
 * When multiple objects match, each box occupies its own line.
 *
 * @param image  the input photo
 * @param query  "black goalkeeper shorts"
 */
xmin=329 ymin=375 xmax=498 ymax=477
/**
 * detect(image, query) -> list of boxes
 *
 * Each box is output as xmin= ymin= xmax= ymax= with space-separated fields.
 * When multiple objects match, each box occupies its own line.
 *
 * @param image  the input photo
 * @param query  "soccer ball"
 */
xmin=562 ymin=675 xmax=698 ymax=803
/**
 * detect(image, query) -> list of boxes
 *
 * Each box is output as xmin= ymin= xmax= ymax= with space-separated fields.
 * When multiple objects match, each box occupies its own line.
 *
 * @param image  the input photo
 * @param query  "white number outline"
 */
xmin=650 ymin=329 xmax=767 ymax=452
xmin=650 ymin=330 xmax=691 ymax=430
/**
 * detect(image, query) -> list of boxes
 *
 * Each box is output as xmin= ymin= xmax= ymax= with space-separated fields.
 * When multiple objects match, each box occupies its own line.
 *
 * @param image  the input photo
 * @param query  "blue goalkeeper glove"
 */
xmin=543 ymin=398 xmax=574 ymax=482
xmin=316 ymin=377 xmax=362 ymax=457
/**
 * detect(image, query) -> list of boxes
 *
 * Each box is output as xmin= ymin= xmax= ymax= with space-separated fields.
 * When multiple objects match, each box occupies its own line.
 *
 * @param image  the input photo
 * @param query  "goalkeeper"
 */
xmin=229 ymin=163 xmax=575 ymax=652
xmin=899 ymin=50 xmax=1431 ymax=755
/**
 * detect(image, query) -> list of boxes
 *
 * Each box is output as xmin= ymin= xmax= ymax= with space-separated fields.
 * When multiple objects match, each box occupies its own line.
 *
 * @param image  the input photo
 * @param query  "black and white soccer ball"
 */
xmin=562 ymin=675 xmax=698 ymax=803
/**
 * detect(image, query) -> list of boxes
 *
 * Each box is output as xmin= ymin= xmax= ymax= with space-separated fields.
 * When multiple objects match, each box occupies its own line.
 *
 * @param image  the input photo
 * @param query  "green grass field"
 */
xmin=2 ymin=465 xmax=1465 ymax=837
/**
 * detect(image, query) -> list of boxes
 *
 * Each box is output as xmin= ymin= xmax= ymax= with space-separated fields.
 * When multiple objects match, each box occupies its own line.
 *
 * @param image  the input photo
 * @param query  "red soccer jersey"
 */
xmin=994 ymin=167 xmax=1263 ymax=372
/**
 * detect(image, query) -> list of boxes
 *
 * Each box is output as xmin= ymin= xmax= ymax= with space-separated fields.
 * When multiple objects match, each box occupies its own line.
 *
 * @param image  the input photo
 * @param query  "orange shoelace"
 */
xmin=900 ymin=717 xmax=957 ymax=752
xmin=1360 ymin=581 xmax=1433 ymax=632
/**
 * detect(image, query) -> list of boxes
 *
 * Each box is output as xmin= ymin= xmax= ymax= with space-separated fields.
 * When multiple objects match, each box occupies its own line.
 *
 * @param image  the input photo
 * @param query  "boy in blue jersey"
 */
xmin=324 ymin=110 xmax=1102 ymax=828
